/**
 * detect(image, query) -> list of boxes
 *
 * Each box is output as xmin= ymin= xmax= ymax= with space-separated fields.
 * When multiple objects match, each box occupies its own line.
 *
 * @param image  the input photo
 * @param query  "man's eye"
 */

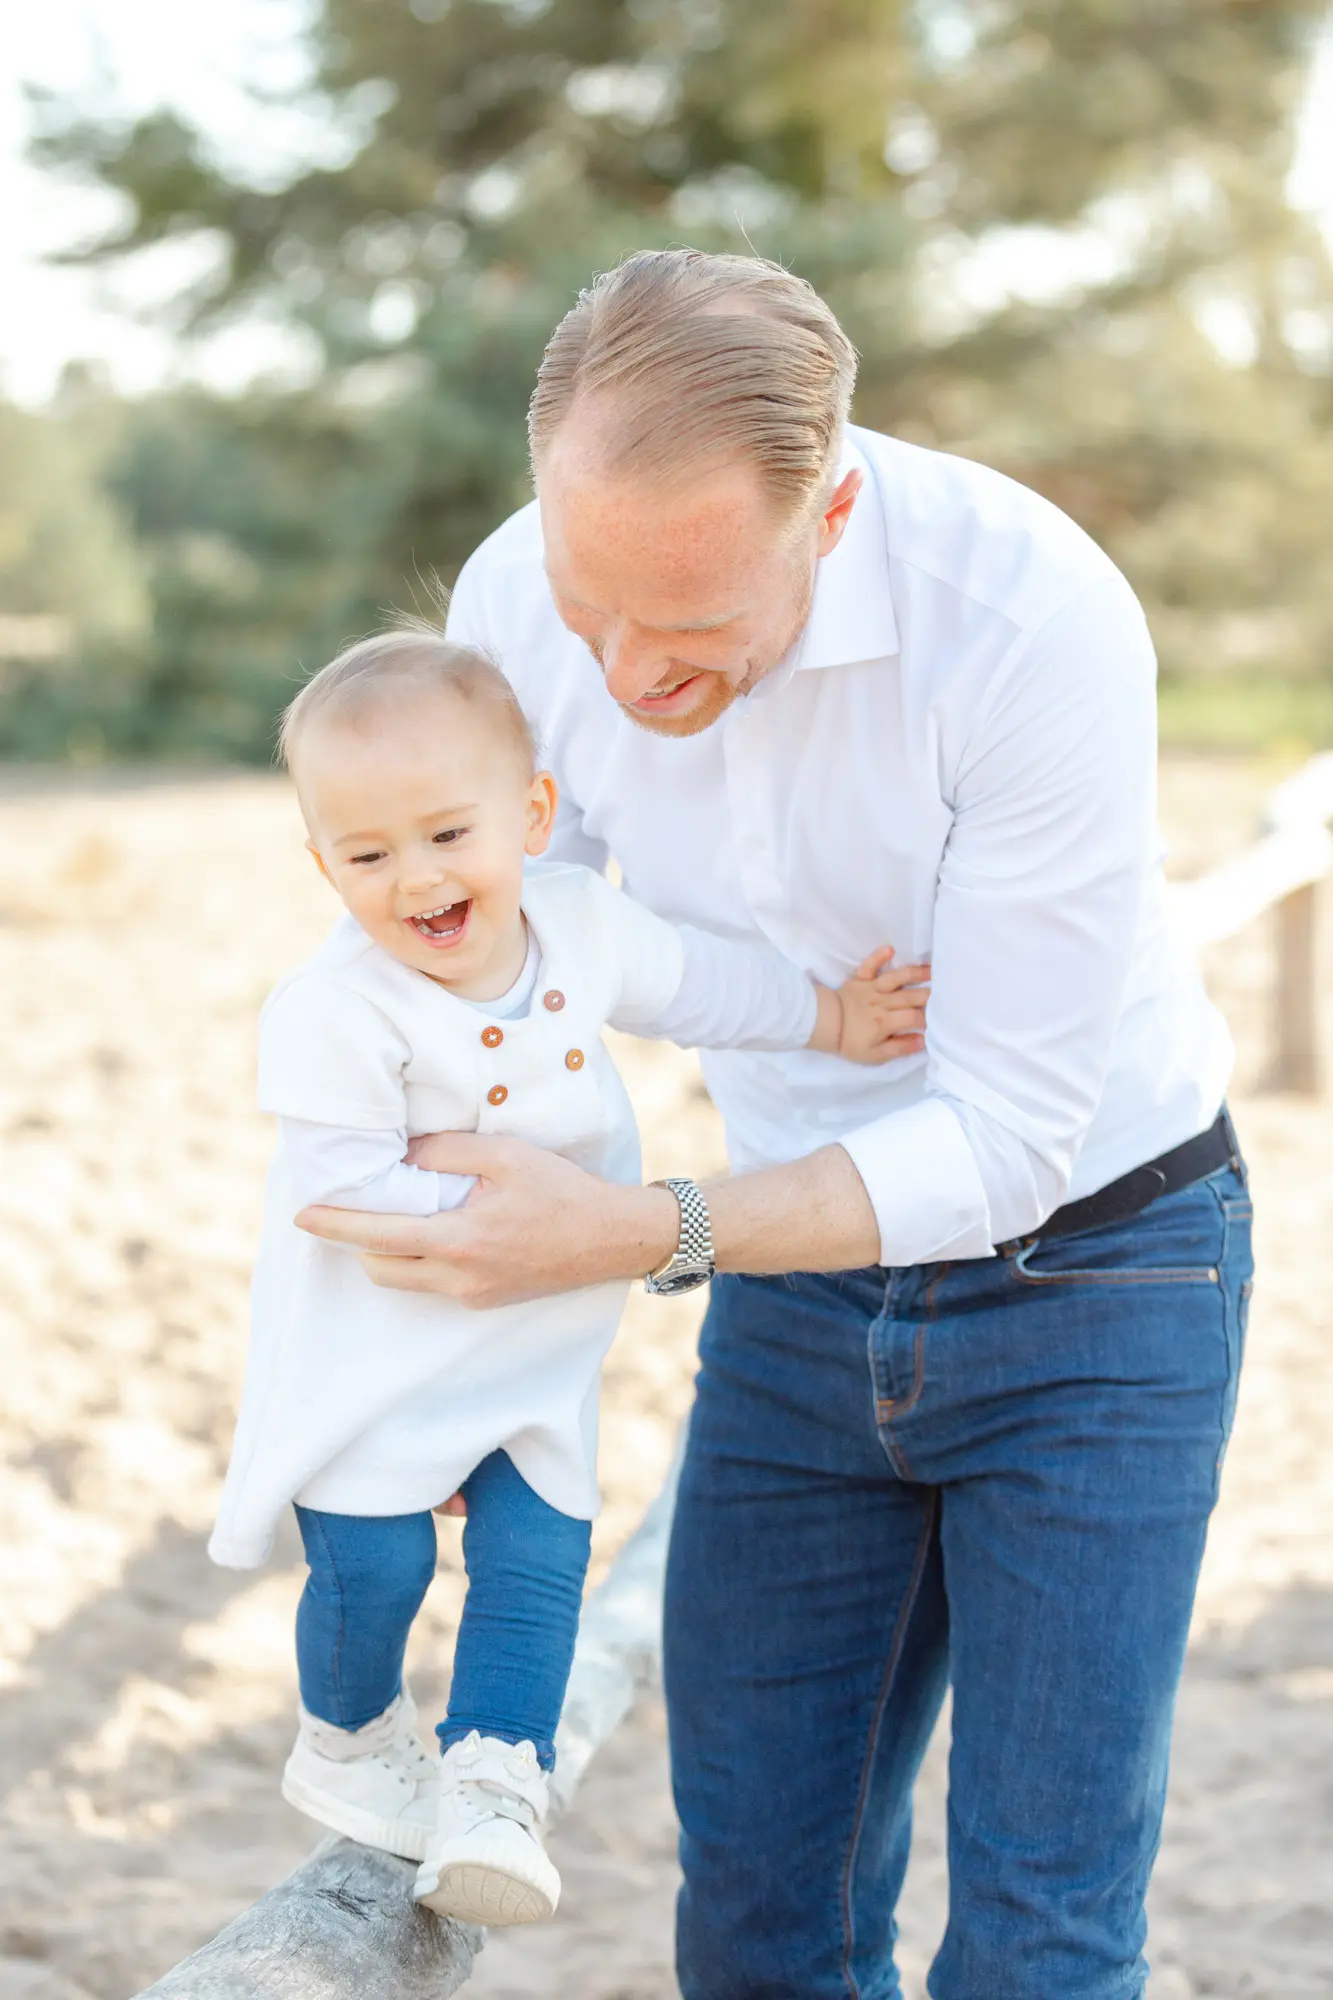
xmin=433 ymin=827 xmax=467 ymax=844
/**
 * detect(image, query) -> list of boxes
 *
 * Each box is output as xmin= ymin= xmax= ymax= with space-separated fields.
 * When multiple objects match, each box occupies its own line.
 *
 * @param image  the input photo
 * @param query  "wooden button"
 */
xmin=481 ymin=1025 xmax=503 ymax=1049
xmin=543 ymin=989 xmax=566 ymax=1012
xmin=487 ymin=1084 xmax=508 ymax=1106
xmin=565 ymin=1048 xmax=585 ymax=1071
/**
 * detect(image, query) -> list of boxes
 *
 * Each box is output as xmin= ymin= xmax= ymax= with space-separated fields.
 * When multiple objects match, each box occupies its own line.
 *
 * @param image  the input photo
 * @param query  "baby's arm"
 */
xmin=258 ymin=975 xmax=475 ymax=1220
xmin=595 ymin=879 xmax=927 ymax=1066
xmin=812 ymin=947 xmax=931 ymax=1065
xmin=279 ymin=1118 xmax=474 ymax=1215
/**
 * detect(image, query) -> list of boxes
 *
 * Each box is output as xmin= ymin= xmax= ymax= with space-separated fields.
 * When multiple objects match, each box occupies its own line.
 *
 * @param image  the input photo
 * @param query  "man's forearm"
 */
xmin=703 ymin=1143 xmax=881 ymax=1275
xmin=611 ymin=1144 xmax=880 ymax=1284
xmin=302 ymin=1134 xmax=883 ymax=1307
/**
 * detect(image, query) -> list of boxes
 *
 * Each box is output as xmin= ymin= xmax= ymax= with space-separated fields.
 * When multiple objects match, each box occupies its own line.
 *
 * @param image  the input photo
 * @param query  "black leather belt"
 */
xmin=1005 ymin=1110 xmax=1240 ymax=1251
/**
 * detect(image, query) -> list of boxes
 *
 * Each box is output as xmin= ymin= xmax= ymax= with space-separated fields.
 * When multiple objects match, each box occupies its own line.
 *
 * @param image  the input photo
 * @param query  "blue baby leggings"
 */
xmin=293 ymin=1449 xmax=592 ymax=1771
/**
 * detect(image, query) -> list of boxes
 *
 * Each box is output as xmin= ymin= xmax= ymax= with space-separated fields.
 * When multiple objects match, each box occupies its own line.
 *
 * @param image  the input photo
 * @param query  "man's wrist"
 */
xmin=643 ymin=1176 xmax=716 ymax=1294
xmin=610 ymin=1179 xmax=681 ymax=1281
xmin=701 ymin=1145 xmax=881 ymax=1276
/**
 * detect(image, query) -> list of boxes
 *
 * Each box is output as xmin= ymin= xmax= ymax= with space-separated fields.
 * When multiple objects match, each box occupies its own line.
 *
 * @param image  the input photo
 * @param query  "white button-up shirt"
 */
xmin=447 ymin=426 xmax=1233 ymax=1266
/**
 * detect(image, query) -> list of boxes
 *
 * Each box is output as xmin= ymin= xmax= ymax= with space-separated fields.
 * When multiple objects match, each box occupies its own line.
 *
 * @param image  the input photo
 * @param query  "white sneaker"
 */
xmin=281 ymin=1688 xmax=439 ymax=1861
xmin=413 ymin=1732 xmax=561 ymax=1926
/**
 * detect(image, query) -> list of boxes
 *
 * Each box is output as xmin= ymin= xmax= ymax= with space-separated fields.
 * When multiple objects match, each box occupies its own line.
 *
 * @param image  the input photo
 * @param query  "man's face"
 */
xmin=538 ymin=431 xmax=861 ymax=738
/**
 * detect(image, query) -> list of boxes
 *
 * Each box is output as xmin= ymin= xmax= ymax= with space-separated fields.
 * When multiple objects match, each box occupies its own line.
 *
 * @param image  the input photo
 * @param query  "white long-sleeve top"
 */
xmin=445 ymin=424 xmax=1233 ymax=1265
xmin=209 ymin=861 xmax=817 ymax=1568
xmin=277 ymin=916 xmax=819 ymax=1218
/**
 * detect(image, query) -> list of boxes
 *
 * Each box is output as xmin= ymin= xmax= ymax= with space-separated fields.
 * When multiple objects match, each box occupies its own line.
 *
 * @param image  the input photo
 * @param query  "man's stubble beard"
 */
xmin=614 ymin=665 xmax=751 ymax=739
xmin=593 ymin=565 xmax=816 ymax=741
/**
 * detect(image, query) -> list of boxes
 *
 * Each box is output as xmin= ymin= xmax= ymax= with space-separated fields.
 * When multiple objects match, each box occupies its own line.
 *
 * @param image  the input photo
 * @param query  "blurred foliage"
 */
xmin=0 ymin=386 xmax=147 ymax=639
xmin=5 ymin=0 xmax=1333 ymax=759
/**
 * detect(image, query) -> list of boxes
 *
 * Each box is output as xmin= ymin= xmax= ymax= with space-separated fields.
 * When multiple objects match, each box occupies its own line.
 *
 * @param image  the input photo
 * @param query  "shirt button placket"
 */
xmin=723 ymin=699 xmax=786 ymax=947
xmin=480 ymin=1026 xmax=506 ymax=1110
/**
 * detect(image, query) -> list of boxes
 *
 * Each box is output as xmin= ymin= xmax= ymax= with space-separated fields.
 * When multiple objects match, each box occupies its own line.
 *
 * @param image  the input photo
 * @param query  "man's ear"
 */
xmin=306 ymin=838 xmax=334 ymax=886
xmin=524 ymin=771 xmax=560 ymax=857
xmin=817 ymin=468 xmax=863 ymax=560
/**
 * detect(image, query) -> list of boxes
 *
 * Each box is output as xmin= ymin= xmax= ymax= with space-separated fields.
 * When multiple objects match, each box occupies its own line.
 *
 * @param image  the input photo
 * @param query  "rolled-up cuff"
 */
xmin=838 ymin=1097 xmax=996 ymax=1267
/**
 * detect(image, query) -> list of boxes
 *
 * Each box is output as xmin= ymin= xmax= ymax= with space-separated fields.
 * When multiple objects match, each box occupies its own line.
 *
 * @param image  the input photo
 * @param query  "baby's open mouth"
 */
xmin=408 ymin=900 xmax=471 ymax=943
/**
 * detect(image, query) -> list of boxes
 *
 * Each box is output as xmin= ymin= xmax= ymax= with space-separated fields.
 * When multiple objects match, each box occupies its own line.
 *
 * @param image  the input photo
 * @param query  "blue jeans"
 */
xmin=294 ymin=1448 xmax=591 ymax=1770
xmin=664 ymin=1163 xmax=1253 ymax=1999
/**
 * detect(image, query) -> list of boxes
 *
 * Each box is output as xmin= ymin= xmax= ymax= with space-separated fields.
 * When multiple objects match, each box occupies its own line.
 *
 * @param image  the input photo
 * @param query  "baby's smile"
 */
xmin=408 ymin=900 xmax=471 ymax=946
xmin=292 ymin=669 xmax=558 ymax=1003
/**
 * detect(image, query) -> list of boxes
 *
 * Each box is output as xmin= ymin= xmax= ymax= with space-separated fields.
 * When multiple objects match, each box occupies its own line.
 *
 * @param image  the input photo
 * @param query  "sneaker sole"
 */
xmin=280 ymin=1771 xmax=433 ymax=1862
xmin=415 ymin=1860 xmax=557 ymax=1927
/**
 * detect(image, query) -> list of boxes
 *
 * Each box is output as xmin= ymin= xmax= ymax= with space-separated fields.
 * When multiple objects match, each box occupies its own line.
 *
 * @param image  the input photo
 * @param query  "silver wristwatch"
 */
xmin=643 ymin=1177 xmax=715 ymax=1296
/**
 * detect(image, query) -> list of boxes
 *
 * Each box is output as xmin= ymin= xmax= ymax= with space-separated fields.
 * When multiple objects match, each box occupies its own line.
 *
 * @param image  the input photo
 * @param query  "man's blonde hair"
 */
xmin=278 ymin=629 xmax=536 ymax=775
xmin=528 ymin=249 xmax=859 ymax=518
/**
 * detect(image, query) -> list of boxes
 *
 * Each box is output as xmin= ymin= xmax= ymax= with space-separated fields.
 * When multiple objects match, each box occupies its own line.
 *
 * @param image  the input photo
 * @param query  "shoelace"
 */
xmin=452 ymin=1773 xmax=538 ymax=1831
xmin=357 ymin=1720 xmax=436 ymax=1786
xmin=396 ymin=1734 xmax=438 ymax=1781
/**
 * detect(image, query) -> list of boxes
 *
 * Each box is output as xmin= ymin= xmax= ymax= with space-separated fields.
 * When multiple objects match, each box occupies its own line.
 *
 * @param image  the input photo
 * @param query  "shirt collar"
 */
xmin=791 ymin=431 xmax=899 ymax=673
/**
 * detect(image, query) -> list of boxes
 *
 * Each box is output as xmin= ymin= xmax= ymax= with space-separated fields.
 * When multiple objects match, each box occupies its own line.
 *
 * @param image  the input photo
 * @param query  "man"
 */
xmin=304 ymin=249 xmax=1253 ymax=1998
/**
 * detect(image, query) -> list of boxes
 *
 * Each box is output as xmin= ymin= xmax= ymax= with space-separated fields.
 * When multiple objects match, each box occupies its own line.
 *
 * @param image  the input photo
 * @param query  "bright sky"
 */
xmin=3 ymin=1 xmax=1332 ymax=406
xmin=0 ymin=0 xmax=329 ymax=402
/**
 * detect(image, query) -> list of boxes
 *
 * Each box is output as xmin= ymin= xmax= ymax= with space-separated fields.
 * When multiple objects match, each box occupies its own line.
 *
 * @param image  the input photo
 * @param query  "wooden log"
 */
xmin=134 ymin=1842 xmax=479 ymax=2000
xmin=1271 ymin=880 xmax=1322 ymax=1094
xmin=134 ymin=1453 xmax=682 ymax=1998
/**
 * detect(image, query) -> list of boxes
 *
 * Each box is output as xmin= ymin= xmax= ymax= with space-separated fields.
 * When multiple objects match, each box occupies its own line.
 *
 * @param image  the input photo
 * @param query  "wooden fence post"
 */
xmin=1272 ymin=880 xmax=1321 ymax=1094
xmin=1169 ymin=757 xmax=1332 ymax=1098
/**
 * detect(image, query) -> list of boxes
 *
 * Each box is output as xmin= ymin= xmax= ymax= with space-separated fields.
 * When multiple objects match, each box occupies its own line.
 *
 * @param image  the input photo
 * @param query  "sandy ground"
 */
xmin=0 ymin=754 xmax=1329 ymax=2000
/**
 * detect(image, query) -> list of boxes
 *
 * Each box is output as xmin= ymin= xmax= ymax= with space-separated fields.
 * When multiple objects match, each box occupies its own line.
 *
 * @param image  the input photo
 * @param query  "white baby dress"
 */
xmin=209 ymin=861 xmax=816 ymax=1567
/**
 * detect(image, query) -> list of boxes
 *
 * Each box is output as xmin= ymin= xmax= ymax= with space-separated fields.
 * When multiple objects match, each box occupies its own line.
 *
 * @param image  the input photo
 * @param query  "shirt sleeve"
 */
xmin=839 ymin=575 xmax=1158 ymax=1264
xmin=257 ymin=979 xmax=413 ymax=1129
xmin=644 ymin=923 xmax=819 ymax=1051
xmin=588 ymin=872 xmax=818 ymax=1049
xmin=278 ymin=1118 xmax=475 ymax=1216
xmin=445 ymin=551 xmax=610 ymax=875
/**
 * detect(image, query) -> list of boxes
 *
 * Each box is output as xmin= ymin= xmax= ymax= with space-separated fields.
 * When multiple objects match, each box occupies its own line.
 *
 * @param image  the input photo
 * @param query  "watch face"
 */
xmin=652 ymin=1266 xmax=712 ymax=1296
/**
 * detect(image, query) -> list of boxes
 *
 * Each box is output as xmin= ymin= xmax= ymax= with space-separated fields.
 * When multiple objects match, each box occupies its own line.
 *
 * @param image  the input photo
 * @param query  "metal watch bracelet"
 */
xmin=643 ymin=1177 xmax=715 ymax=1297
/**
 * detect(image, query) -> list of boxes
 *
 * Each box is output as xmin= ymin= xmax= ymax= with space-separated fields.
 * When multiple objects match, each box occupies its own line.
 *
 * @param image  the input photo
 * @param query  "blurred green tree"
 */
xmin=14 ymin=0 xmax=1333 ymax=758
xmin=0 ymin=380 xmax=155 ymax=758
xmin=0 ymin=385 xmax=147 ymax=640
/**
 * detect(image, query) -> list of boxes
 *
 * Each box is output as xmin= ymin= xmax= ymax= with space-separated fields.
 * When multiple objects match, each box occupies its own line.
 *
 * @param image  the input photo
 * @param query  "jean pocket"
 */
xmin=1010 ymin=1241 xmax=1223 ymax=1286
xmin=1008 ymin=1179 xmax=1232 ymax=1287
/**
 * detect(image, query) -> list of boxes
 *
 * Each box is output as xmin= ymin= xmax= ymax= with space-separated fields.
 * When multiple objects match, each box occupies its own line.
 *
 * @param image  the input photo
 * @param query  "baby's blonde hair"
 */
xmin=279 ymin=628 xmax=537 ymax=776
xmin=528 ymin=248 xmax=858 ymax=520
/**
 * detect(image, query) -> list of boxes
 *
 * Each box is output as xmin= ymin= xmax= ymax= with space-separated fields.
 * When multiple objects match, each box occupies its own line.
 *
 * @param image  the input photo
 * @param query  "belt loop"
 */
xmin=1221 ymin=1102 xmax=1247 ymax=1190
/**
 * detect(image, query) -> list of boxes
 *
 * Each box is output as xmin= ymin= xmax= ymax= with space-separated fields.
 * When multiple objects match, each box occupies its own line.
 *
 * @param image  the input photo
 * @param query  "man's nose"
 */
xmin=600 ymin=625 xmax=668 ymax=705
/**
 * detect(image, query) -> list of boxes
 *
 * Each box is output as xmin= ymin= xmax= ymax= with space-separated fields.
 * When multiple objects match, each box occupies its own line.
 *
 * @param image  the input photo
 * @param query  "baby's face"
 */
xmin=296 ymin=687 xmax=555 ymax=997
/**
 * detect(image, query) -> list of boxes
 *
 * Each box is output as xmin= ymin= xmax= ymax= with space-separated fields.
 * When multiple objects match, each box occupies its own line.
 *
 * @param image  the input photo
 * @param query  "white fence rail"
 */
xmin=1169 ymin=752 xmax=1333 ymax=1094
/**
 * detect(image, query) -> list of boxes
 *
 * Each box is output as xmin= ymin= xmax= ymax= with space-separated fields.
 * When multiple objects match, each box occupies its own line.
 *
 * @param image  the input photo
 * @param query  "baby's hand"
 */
xmin=808 ymin=947 xmax=930 ymax=1066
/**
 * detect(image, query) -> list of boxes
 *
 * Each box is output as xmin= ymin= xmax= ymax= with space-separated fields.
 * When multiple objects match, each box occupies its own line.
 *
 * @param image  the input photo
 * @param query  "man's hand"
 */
xmin=296 ymin=1135 xmax=679 ymax=1308
xmin=808 ymin=947 xmax=930 ymax=1065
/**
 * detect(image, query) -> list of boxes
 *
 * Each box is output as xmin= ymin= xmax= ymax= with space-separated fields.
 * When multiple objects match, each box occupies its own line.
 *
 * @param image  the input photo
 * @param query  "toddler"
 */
xmin=209 ymin=630 xmax=927 ymax=1927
